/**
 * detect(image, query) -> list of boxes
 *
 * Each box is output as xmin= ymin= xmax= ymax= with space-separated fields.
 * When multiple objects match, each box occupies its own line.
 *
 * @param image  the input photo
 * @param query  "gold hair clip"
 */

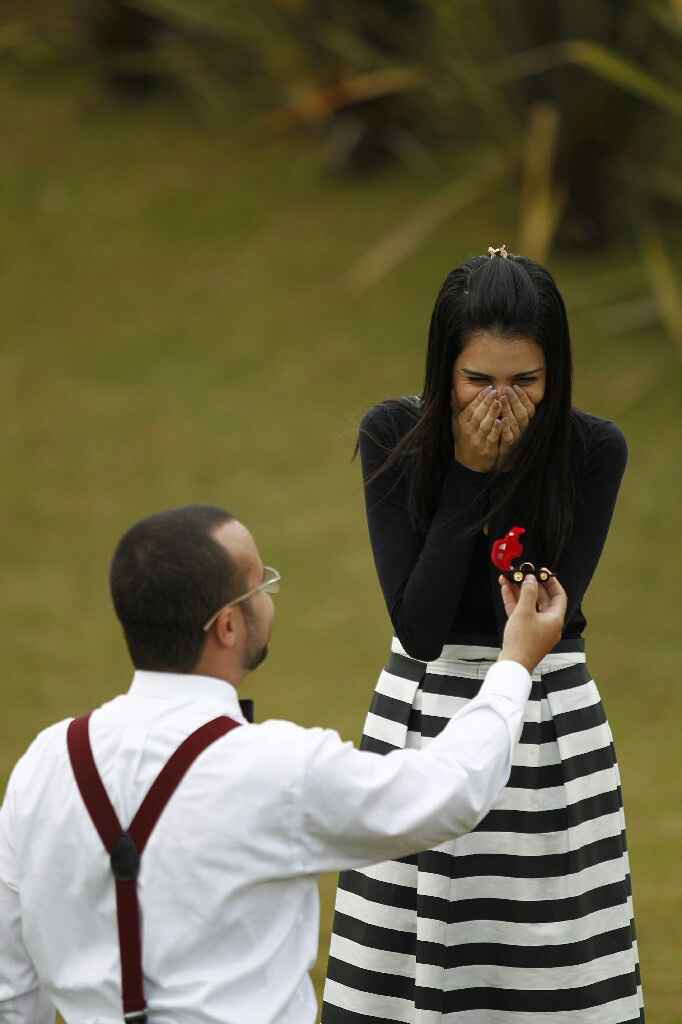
xmin=487 ymin=243 xmax=509 ymax=259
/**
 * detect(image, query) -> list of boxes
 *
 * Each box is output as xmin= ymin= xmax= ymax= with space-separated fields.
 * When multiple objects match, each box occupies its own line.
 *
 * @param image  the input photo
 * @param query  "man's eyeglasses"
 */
xmin=202 ymin=566 xmax=281 ymax=632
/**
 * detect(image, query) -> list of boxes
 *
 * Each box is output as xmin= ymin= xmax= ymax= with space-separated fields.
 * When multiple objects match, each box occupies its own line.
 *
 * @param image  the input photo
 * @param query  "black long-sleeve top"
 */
xmin=359 ymin=398 xmax=628 ymax=661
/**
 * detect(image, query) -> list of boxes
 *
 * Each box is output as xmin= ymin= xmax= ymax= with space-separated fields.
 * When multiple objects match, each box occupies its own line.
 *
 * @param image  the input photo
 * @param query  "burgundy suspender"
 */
xmin=67 ymin=712 xmax=241 ymax=1023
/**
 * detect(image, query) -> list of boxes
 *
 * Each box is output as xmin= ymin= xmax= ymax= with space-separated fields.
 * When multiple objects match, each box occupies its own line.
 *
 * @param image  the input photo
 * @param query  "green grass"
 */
xmin=1 ymin=71 xmax=681 ymax=1020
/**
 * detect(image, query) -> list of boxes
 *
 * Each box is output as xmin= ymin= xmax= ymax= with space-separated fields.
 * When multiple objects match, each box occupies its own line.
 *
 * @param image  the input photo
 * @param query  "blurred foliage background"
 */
xmin=1 ymin=1 xmax=681 ymax=1021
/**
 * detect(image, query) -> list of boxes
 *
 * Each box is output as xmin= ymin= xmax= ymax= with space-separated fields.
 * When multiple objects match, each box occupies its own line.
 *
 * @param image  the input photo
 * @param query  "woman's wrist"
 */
xmin=453 ymin=450 xmax=494 ymax=474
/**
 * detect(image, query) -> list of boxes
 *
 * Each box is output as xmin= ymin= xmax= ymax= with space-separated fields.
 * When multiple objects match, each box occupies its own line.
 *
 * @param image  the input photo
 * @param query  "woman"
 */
xmin=322 ymin=249 xmax=644 ymax=1023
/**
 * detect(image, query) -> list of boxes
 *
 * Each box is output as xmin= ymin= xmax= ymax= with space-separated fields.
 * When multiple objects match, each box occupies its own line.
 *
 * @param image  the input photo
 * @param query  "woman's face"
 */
xmin=451 ymin=331 xmax=546 ymax=412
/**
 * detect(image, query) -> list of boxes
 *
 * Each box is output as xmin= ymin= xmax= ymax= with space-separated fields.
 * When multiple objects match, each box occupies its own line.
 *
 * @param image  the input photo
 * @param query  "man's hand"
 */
xmin=497 ymin=385 xmax=535 ymax=468
xmin=498 ymin=573 xmax=567 ymax=673
xmin=451 ymin=387 xmax=505 ymax=473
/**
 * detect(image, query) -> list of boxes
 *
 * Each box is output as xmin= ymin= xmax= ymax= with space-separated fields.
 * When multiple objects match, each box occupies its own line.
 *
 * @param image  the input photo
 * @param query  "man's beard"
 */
xmin=244 ymin=642 xmax=268 ymax=672
xmin=241 ymin=601 xmax=269 ymax=671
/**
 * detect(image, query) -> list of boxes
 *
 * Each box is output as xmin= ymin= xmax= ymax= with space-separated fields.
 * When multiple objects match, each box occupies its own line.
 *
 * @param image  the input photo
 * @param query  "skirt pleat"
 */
xmin=322 ymin=643 xmax=644 ymax=1024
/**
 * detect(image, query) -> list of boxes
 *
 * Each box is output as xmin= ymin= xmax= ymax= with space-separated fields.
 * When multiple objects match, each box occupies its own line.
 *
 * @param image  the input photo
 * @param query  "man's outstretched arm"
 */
xmin=298 ymin=574 xmax=566 ymax=874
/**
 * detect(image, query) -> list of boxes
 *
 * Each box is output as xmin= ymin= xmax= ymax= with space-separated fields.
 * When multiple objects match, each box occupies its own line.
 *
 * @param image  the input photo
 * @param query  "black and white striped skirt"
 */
xmin=322 ymin=639 xmax=644 ymax=1023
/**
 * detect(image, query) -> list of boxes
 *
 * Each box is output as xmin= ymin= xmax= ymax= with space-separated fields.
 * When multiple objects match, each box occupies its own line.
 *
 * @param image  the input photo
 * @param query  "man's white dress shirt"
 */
xmin=0 ymin=663 xmax=530 ymax=1024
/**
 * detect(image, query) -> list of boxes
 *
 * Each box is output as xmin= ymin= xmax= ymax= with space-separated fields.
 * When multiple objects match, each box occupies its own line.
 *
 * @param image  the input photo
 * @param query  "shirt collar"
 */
xmin=128 ymin=670 xmax=247 ymax=724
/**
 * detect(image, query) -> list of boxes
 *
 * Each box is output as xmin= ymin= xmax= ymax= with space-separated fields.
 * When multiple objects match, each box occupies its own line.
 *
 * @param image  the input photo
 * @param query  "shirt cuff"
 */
xmin=448 ymin=460 xmax=491 ymax=486
xmin=478 ymin=660 xmax=532 ymax=706
xmin=452 ymin=459 xmax=491 ymax=478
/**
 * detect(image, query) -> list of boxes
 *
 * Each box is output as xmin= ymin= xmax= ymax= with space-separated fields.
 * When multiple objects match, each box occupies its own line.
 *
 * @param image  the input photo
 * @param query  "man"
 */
xmin=0 ymin=505 xmax=566 ymax=1024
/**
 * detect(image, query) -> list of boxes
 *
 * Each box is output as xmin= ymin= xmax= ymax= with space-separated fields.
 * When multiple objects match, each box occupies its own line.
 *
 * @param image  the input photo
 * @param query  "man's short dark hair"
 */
xmin=109 ymin=506 xmax=245 ymax=673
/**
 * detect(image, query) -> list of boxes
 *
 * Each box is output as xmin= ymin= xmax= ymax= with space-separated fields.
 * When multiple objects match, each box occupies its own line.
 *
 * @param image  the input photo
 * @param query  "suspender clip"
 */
xmin=123 ymin=1010 xmax=147 ymax=1022
xmin=110 ymin=832 xmax=140 ymax=881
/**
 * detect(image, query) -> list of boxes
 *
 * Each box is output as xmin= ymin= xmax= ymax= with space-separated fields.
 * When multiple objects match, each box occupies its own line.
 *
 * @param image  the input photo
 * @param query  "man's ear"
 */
xmin=214 ymin=606 xmax=238 ymax=649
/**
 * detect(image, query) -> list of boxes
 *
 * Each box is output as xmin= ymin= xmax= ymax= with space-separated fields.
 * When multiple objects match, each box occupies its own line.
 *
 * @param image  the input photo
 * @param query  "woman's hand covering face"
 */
xmin=498 ymin=385 xmax=536 ymax=466
xmin=451 ymin=385 xmax=536 ymax=472
xmin=451 ymin=386 xmax=504 ymax=472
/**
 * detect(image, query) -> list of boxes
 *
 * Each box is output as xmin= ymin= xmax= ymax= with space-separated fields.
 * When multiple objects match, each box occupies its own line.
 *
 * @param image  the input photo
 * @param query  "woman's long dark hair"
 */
xmin=367 ymin=252 xmax=576 ymax=564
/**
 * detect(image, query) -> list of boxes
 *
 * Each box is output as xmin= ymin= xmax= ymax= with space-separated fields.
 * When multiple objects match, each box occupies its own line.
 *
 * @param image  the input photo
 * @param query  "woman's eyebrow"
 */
xmin=460 ymin=367 xmax=544 ymax=376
